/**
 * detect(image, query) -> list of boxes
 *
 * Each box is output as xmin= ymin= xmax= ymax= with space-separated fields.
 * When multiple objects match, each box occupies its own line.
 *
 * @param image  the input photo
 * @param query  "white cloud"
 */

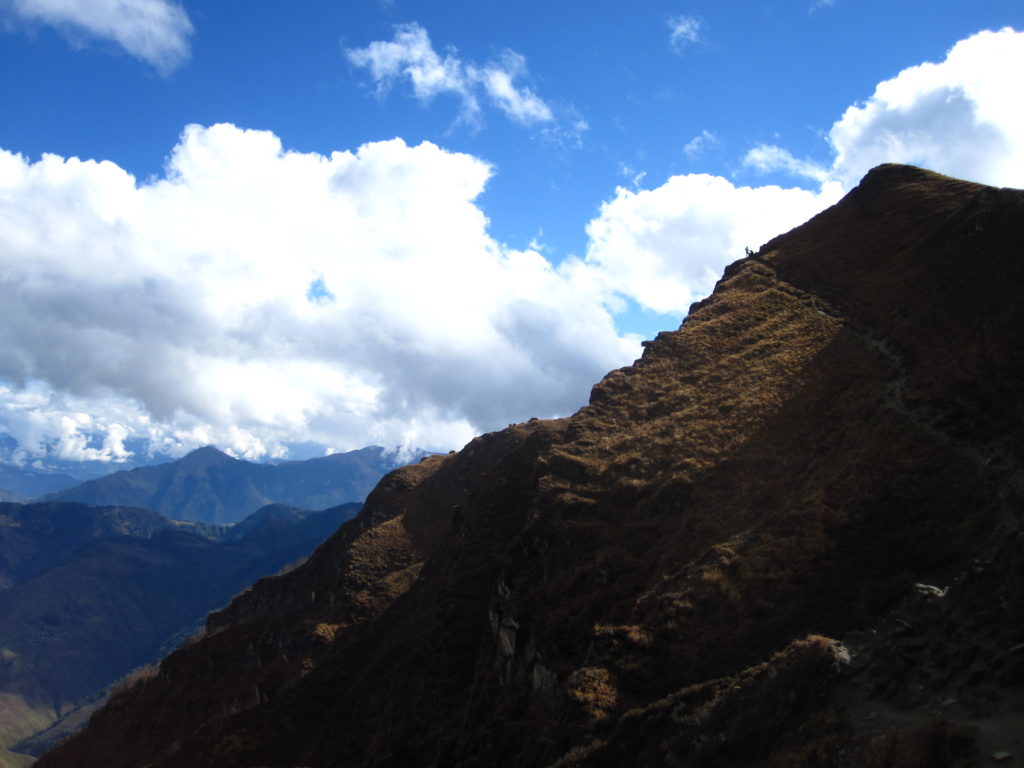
xmin=745 ymin=28 xmax=1024 ymax=191
xmin=825 ymin=27 xmax=1024 ymax=189
xmin=585 ymin=28 xmax=1024 ymax=319
xmin=5 ymin=0 xmax=193 ymax=73
xmin=683 ymin=129 xmax=720 ymax=158
xmin=346 ymin=22 xmax=558 ymax=130
xmin=468 ymin=51 xmax=553 ymax=125
xmin=345 ymin=22 xmax=471 ymax=107
xmin=742 ymin=144 xmax=829 ymax=182
xmin=0 ymin=124 xmax=639 ymax=462
xmin=0 ymin=381 xmax=144 ymax=463
xmin=668 ymin=15 xmax=701 ymax=52
xmin=585 ymin=176 xmax=842 ymax=315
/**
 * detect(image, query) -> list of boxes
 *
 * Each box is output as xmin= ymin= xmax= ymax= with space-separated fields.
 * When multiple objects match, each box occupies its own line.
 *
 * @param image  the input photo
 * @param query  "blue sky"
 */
xmin=0 ymin=0 xmax=1021 ymax=467
xmin=5 ymin=1 xmax=1018 ymax=257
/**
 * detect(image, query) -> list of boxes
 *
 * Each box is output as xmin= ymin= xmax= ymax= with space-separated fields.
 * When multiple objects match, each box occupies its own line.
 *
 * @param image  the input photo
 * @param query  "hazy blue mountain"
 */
xmin=0 ymin=502 xmax=176 ymax=590
xmin=0 ymin=464 xmax=80 ymax=501
xmin=45 ymin=445 xmax=408 ymax=525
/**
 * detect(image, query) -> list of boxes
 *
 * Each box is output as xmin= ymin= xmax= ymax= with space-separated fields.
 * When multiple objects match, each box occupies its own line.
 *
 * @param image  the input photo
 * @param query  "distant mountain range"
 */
xmin=0 ymin=489 xmax=25 ymax=504
xmin=0 ymin=444 xmax=415 ymax=763
xmin=43 ymin=445 xmax=411 ymax=525
xmin=0 ymin=499 xmax=362 ymax=762
xmin=0 ymin=466 xmax=79 ymax=503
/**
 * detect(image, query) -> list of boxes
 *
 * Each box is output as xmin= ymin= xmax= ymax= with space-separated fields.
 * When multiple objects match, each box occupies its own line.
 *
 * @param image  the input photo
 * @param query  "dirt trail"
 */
xmin=741 ymin=253 xmax=1024 ymax=765
xmin=754 ymin=253 xmax=1024 ymax=536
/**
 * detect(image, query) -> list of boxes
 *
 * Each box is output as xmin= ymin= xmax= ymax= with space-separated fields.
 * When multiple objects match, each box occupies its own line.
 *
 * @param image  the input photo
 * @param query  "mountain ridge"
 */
xmin=38 ymin=165 xmax=1024 ymax=767
xmin=45 ymin=445 xmax=406 ymax=524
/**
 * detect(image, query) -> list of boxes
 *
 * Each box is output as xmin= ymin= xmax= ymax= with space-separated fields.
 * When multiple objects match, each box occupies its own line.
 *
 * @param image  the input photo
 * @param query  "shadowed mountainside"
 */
xmin=39 ymin=165 xmax=1024 ymax=767
xmin=46 ymin=445 xmax=402 ymax=524
xmin=0 ymin=502 xmax=176 ymax=590
xmin=0 ymin=501 xmax=361 ymax=761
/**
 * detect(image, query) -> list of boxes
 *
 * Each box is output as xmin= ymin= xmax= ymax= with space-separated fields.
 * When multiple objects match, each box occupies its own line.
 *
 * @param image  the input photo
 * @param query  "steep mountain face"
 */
xmin=39 ymin=166 xmax=1024 ymax=767
xmin=0 ymin=501 xmax=360 ymax=760
xmin=46 ymin=445 xmax=403 ymax=524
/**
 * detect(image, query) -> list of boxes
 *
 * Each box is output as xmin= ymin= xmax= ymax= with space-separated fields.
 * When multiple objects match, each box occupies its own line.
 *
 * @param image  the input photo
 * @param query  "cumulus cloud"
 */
xmin=0 ymin=125 xmax=638 ymax=461
xmin=4 ymin=0 xmax=193 ymax=73
xmin=346 ymin=22 xmax=557 ymax=129
xmin=825 ymin=27 xmax=1024 ymax=188
xmin=585 ymin=176 xmax=842 ymax=315
xmin=588 ymin=28 xmax=1024 ymax=319
xmin=668 ymin=15 xmax=701 ymax=52
xmin=1 ymin=381 xmax=145 ymax=463
xmin=745 ymin=28 xmax=1024 ymax=190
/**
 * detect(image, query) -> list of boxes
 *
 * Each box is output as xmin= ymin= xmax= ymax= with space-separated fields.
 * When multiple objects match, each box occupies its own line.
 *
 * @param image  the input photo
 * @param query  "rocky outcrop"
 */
xmin=39 ymin=165 xmax=1024 ymax=767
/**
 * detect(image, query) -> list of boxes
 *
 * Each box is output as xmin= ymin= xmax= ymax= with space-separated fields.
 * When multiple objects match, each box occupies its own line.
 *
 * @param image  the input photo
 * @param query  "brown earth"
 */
xmin=37 ymin=165 xmax=1024 ymax=767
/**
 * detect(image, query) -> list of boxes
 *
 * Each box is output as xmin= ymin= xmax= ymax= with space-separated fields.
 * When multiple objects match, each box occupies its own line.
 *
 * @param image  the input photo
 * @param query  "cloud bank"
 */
xmin=0 ymin=125 xmax=637 ymax=462
xmin=2 ymin=28 xmax=1022 ymax=465
xmin=4 ymin=0 xmax=193 ymax=73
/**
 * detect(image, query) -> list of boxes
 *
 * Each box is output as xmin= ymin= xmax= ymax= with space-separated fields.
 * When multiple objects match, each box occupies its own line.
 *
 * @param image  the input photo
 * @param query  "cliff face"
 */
xmin=39 ymin=165 xmax=1024 ymax=767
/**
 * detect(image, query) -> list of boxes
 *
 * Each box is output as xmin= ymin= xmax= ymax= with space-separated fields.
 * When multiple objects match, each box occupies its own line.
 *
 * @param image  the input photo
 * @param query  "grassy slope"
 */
xmin=0 ymin=747 xmax=34 ymax=768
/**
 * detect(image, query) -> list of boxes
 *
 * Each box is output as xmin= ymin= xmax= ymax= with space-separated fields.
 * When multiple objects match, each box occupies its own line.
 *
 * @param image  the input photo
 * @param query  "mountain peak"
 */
xmin=178 ymin=445 xmax=235 ymax=467
xmin=44 ymin=445 xmax=407 ymax=525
